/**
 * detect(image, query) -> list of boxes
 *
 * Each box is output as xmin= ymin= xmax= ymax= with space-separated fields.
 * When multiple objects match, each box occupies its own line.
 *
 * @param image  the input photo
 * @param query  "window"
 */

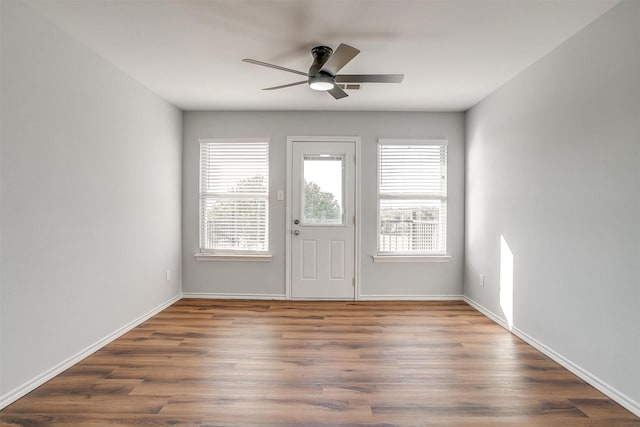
xmin=199 ymin=139 xmax=269 ymax=254
xmin=377 ymin=139 xmax=447 ymax=256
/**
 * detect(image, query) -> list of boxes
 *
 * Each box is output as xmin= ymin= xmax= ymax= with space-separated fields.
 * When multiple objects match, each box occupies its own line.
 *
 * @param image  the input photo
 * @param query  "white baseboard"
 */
xmin=182 ymin=292 xmax=286 ymax=300
xmin=182 ymin=293 xmax=463 ymax=302
xmin=463 ymin=296 xmax=640 ymax=418
xmin=182 ymin=292 xmax=464 ymax=301
xmin=0 ymin=293 xmax=182 ymax=410
xmin=462 ymin=296 xmax=512 ymax=329
xmin=359 ymin=294 xmax=464 ymax=301
xmin=184 ymin=294 xmax=350 ymax=301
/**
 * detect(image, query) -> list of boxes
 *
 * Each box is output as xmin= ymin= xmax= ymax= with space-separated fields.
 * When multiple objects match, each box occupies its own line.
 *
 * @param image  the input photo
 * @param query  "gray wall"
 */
xmin=183 ymin=111 xmax=464 ymax=298
xmin=0 ymin=1 xmax=182 ymax=399
xmin=465 ymin=0 xmax=639 ymax=408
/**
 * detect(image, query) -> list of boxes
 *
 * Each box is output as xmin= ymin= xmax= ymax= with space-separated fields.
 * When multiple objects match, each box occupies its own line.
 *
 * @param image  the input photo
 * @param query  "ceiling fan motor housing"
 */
xmin=309 ymin=46 xmax=335 ymax=89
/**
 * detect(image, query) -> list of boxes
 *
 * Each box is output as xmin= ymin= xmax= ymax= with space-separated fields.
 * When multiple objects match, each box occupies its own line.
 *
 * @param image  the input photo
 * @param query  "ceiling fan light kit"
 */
xmin=243 ymin=43 xmax=404 ymax=100
xmin=309 ymin=75 xmax=334 ymax=91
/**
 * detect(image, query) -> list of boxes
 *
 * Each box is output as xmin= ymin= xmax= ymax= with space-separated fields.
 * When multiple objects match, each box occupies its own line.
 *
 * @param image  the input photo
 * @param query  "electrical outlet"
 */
xmin=480 ymin=274 xmax=485 ymax=287
xmin=166 ymin=270 xmax=171 ymax=282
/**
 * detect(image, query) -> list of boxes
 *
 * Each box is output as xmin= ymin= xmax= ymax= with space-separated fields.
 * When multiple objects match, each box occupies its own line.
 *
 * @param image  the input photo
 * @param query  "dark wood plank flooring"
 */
xmin=1 ymin=299 xmax=638 ymax=426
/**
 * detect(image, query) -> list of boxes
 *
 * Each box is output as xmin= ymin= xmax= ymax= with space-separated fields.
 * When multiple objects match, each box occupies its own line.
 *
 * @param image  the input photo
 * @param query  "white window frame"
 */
xmin=196 ymin=138 xmax=271 ymax=261
xmin=374 ymin=139 xmax=449 ymax=262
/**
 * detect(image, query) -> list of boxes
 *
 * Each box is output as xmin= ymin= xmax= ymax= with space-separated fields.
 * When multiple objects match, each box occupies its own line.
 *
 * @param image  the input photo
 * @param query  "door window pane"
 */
xmin=302 ymin=154 xmax=344 ymax=225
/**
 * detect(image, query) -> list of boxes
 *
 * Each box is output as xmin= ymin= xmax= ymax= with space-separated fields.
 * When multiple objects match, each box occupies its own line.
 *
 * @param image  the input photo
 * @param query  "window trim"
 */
xmin=372 ymin=255 xmax=451 ymax=263
xmin=377 ymin=138 xmax=448 ymax=258
xmin=197 ymin=138 xmax=271 ymax=258
xmin=194 ymin=252 xmax=273 ymax=261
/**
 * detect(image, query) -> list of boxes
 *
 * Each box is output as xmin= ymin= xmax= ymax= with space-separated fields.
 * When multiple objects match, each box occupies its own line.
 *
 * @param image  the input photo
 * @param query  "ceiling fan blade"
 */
xmin=335 ymin=74 xmax=404 ymax=83
xmin=262 ymin=80 xmax=308 ymax=91
xmin=242 ymin=58 xmax=308 ymax=77
xmin=328 ymin=85 xmax=348 ymax=100
xmin=320 ymin=43 xmax=360 ymax=76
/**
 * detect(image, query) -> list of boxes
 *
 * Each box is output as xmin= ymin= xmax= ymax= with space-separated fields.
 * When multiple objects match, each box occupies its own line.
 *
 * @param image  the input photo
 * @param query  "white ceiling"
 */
xmin=26 ymin=0 xmax=618 ymax=111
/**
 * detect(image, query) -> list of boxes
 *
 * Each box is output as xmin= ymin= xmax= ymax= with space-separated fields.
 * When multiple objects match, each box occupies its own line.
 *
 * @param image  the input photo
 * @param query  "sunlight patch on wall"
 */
xmin=500 ymin=235 xmax=514 ymax=329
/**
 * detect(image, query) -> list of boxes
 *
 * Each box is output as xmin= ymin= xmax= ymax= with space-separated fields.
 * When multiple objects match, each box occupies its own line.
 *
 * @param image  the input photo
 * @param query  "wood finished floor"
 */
xmin=1 ymin=299 xmax=638 ymax=427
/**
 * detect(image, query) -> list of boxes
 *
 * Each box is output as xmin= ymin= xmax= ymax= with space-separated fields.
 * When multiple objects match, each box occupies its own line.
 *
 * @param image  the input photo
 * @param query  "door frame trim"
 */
xmin=285 ymin=136 xmax=361 ymax=300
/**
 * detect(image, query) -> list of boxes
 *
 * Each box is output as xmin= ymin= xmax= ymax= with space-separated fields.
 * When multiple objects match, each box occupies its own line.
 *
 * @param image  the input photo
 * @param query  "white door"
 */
xmin=290 ymin=140 xmax=356 ymax=299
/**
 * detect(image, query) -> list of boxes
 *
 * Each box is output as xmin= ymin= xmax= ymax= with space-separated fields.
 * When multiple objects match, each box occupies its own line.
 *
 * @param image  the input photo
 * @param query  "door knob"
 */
xmin=293 ymin=230 xmax=300 ymax=235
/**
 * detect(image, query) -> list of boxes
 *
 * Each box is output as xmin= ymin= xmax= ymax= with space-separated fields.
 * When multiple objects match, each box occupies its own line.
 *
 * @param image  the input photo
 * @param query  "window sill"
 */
xmin=372 ymin=255 xmax=451 ymax=263
xmin=194 ymin=253 xmax=273 ymax=262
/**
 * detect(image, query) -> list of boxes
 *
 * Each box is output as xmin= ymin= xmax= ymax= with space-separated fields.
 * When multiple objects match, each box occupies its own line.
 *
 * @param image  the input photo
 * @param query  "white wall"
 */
xmin=0 ymin=1 xmax=182 ymax=403
xmin=182 ymin=111 xmax=464 ymax=298
xmin=465 ymin=0 xmax=639 ymax=412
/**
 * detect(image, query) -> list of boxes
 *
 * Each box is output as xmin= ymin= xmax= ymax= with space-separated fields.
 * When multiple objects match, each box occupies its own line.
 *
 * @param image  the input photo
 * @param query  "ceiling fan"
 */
xmin=242 ymin=43 xmax=404 ymax=100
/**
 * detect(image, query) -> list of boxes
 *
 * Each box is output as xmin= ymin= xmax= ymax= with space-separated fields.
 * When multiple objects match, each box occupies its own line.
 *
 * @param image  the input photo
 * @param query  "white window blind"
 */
xmin=199 ymin=139 xmax=269 ymax=253
xmin=378 ymin=139 xmax=447 ymax=255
